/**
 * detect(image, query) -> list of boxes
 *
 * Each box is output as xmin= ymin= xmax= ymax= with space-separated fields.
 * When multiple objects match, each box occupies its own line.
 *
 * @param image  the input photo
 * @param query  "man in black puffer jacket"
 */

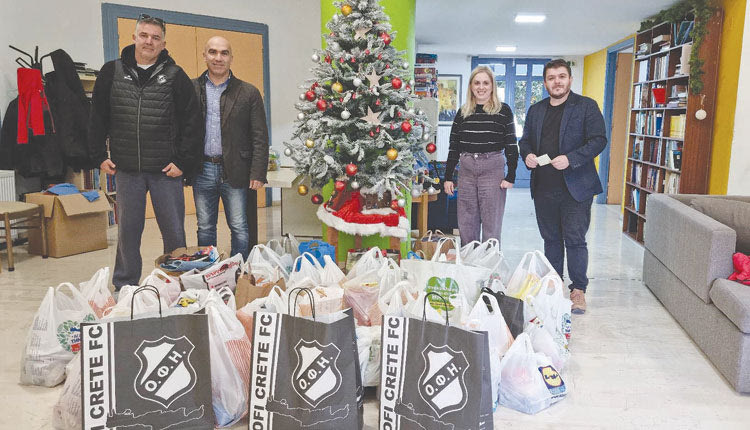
xmin=88 ymin=14 xmax=202 ymax=289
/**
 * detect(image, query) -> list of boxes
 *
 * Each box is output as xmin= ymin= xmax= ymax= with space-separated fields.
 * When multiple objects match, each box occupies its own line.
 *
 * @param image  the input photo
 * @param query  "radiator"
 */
xmin=0 ymin=170 xmax=18 ymax=241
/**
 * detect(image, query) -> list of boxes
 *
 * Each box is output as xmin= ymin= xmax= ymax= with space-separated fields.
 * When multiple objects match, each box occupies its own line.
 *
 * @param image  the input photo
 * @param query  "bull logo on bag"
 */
xmin=134 ymin=336 xmax=197 ymax=408
xmin=291 ymin=339 xmax=342 ymax=407
xmin=418 ymin=343 xmax=469 ymax=418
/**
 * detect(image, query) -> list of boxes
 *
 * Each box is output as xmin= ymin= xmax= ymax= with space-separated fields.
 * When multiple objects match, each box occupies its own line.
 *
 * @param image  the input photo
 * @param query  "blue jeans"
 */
xmin=193 ymin=161 xmax=249 ymax=259
xmin=533 ymin=187 xmax=593 ymax=292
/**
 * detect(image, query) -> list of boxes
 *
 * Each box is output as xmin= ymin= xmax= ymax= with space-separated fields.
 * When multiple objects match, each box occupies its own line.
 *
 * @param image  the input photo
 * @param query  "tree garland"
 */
xmin=639 ymin=0 xmax=716 ymax=94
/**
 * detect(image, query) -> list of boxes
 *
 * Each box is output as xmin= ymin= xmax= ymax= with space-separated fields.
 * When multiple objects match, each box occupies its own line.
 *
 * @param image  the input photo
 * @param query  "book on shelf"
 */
xmin=631 ymin=163 xmax=642 ymax=184
xmin=651 ymin=86 xmax=666 ymax=106
xmin=637 ymin=60 xmax=649 ymax=82
xmin=679 ymin=44 xmax=692 ymax=75
xmin=653 ymin=55 xmax=669 ymax=80
xmin=632 ymin=189 xmax=641 ymax=211
xmin=632 ymin=138 xmax=643 ymax=160
xmin=666 ymin=84 xmax=688 ymax=108
xmin=669 ymin=114 xmax=686 ymax=138
xmin=665 ymin=140 xmax=683 ymax=170
xmin=637 ymin=43 xmax=650 ymax=56
xmin=663 ymin=171 xmax=681 ymax=194
xmin=645 ymin=167 xmax=660 ymax=191
xmin=676 ymin=21 xmax=694 ymax=45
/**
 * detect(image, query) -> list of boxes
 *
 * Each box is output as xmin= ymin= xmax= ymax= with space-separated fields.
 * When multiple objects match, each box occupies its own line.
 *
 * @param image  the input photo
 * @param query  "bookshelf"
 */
xmin=623 ymin=9 xmax=723 ymax=243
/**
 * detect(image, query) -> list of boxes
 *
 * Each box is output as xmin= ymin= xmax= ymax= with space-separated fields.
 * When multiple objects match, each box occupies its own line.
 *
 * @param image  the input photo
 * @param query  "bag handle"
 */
xmin=423 ymin=292 xmax=449 ymax=326
xmin=250 ymin=244 xmax=291 ymax=278
xmin=130 ymin=285 xmax=162 ymax=320
xmin=288 ymin=287 xmax=316 ymax=320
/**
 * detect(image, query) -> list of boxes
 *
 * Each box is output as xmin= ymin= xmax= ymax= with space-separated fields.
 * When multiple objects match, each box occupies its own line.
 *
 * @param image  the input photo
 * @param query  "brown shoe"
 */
xmin=570 ymin=289 xmax=587 ymax=314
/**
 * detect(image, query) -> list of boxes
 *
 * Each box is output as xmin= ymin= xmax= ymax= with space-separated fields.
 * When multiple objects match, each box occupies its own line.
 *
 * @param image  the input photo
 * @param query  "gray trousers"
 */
xmin=113 ymin=170 xmax=186 ymax=288
xmin=457 ymin=151 xmax=508 ymax=245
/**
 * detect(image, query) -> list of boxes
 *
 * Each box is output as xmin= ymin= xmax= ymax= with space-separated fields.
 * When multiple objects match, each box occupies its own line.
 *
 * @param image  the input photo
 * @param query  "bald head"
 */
xmin=203 ymin=36 xmax=233 ymax=82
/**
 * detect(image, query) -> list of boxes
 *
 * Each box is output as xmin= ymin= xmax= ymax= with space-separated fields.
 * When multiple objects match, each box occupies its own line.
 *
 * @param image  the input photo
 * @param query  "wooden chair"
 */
xmin=0 ymin=201 xmax=47 ymax=272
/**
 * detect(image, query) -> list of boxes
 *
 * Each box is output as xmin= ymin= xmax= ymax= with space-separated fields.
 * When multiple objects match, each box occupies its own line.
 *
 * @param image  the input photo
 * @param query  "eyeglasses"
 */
xmin=137 ymin=13 xmax=166 ymax=31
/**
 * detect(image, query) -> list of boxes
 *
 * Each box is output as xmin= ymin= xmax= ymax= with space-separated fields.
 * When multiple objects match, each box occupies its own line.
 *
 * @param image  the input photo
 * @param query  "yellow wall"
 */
xmin=709 ymin=0 xmax=747 ymax=194
xmin=582 ymin=49 xmax=608 ymax=109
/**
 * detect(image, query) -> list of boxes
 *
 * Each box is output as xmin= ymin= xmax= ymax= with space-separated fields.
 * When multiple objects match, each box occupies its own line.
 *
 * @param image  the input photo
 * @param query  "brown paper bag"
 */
xmin=234 ymin=273 xmax=286 ymax=309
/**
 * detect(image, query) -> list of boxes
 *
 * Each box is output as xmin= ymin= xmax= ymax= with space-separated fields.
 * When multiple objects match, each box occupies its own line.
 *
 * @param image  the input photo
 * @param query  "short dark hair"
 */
xmin=543 ymin=59 xmax=571 ymax=79
xmin=137 ymin=13 xmax=166 ymax=36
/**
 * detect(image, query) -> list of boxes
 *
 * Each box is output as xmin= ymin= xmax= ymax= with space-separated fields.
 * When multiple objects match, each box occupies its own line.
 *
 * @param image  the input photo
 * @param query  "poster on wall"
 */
xmin=438 ymin=74 xmax=462 ymax=124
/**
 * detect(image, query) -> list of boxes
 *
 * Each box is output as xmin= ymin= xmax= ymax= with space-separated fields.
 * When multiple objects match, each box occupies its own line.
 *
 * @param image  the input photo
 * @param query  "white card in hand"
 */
xmin=537 ymin=154 xmax=551 ymax=166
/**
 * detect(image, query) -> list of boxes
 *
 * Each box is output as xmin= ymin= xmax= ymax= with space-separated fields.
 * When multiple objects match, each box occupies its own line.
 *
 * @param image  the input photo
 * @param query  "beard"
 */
xmin=548 ymin=85 xmax=571 ymax=99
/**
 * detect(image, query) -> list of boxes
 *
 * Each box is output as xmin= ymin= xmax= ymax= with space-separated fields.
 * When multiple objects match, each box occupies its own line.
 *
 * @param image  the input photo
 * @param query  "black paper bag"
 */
xmin=249 ymin=309 xmax=362 ymax=429
xmin=379 ymin=313 xmax=494 ymax=429
xmin=80 ymin=313 xmax=214 ymax=429
xmin=482 ymin=287 xmax=524 ymax=338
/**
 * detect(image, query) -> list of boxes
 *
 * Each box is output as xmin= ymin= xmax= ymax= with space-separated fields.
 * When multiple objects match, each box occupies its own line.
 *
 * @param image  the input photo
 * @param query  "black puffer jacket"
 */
xmin=88 ymin=45 xmax=202 ymax=176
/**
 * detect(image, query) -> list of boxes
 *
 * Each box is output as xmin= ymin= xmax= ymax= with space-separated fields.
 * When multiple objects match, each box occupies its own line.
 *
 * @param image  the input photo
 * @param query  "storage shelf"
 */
xmin=626 ymin=181 xmax=655 ymax=194
xmin=627 ymin=157 xmax=682 ymax=173
xmin=624 ymin=206 xmax=646 ymax=220
xmin=630 ymin=133 xmax=684 ymax=141
xmin=634 ymin=42 xmax=695 ymax=61
xmin=631 ymin=107 xmax=687 ymax=111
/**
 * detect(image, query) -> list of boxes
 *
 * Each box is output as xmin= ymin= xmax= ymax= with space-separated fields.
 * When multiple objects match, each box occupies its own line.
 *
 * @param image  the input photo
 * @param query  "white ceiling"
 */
xmin=415 ymin=0 xmax=679 ymax=56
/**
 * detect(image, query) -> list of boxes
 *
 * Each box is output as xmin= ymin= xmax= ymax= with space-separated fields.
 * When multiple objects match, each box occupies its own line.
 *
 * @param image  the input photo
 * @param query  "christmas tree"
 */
xmin=285 ymin=0 xmax=432 ymax=239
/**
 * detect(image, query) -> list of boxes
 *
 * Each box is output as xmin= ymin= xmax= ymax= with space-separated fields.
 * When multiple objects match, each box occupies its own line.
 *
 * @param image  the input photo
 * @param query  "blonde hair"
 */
xmin=461 ymin=65 xmax=501 ymax=118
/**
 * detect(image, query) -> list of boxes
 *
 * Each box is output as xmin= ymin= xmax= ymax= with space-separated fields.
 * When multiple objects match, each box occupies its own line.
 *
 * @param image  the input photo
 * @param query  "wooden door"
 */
xmin=607 ymin=53 xmax=633 ymax=205
xmin=117 ymin=18 xmax=199 ymax=78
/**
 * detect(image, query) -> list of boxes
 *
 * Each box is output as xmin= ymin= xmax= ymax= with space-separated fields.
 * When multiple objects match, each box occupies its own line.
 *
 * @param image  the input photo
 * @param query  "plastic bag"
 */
xmin=378 ymin=280 xmax=418 ymax=317
xmin=264 ymin=240 xmax=295 ymax=276
xmin=498 ymin=333 xmax=567 ymax=414
xmin=236 ymin=298 xmax=269 ymax=342
xmin=355 ymin=325 xmax=382 ymax=386
xmin=140 ymin=268 xmax=182 ymax=305
xmin=105 ymin=284 xmax=170 ymax=318
xmin=180 ymin=253 xmax=244 ymax=292
xmin=506 ymin=251 xmax=559 ymax=300
xmin=319 ymin=254 xmax=345 ymax=286
xmin=287 ymin=252 xmax=324 ymax=287
xmin=247 ymin=244 xmax=290 ymax=284
xmin=52 ymin=354 xmax=82 ymax=429
xmin=79 ymin=267 xmax=115 ymax=318
xmin=20 ymin=284 xmax=96 ymax=387
xmin=205 ymin=293 xmax=252 ymax=427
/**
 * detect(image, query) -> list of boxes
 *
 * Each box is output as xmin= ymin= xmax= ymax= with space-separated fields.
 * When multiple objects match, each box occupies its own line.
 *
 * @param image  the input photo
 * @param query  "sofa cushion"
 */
xmin=711 ymin=278 xmax=750 ymax=334
xmin=691 ymin=197 xmax=750 ymax=254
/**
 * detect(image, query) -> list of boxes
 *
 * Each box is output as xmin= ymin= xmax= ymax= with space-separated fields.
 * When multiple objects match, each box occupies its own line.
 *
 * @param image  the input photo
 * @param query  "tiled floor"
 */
xmin=2 ymin=188 xmax=749 ymax=429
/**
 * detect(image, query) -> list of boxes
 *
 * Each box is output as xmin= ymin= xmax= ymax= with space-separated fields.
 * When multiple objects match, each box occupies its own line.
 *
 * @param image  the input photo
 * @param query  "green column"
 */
xmin=319 ymin=0 xmax=417 ymax=260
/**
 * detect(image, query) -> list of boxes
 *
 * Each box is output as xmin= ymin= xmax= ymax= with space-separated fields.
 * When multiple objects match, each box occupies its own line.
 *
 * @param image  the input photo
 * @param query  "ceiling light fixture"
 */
xmin=495 ymin=46 xmax=517 ymax=52
xmin=515 ymin=14 xmax=546 ymax=24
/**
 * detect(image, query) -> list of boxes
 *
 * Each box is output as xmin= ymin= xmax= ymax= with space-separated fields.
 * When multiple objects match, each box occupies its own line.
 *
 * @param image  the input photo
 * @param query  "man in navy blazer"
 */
xmin=519 ymin=59 xmax=607 ymax=314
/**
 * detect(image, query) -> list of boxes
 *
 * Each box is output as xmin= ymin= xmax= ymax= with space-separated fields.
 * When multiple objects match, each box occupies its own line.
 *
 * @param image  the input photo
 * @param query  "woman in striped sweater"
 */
xmin=443 ymin=65 xmax=518 ymax=246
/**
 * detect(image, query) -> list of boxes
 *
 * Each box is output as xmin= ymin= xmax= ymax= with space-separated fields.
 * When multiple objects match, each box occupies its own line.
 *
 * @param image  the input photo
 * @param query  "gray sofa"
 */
xmin=643 ymin=193 xmax=750 ymax=393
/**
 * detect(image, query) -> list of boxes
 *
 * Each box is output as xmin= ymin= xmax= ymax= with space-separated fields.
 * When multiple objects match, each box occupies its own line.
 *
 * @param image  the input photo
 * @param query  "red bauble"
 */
xmin=391 ymin=77 xmax=403 ymax=89
xmin=378 ymin=54 xmax=383 ymax=60
xmin=376 ymin=127 xmax=381 ymax=133
xmin=385 ymin=64 xmax=390 ymax=69
xmin=390 ymin=200 xmax=399 ymax=210
xmin=375 ymin=99 xmax=381 ymax=106
xmin=325 ymin=56 xmax=332 ymax=63
xmin=305 ymin=90 xmax=316 ymax=101
xmin=345 ymin=163 xmax=358 ymax=176
xmin=426 ymin=142 xmax=437 ymax=154
xmin=380 ymin=33 xmax=392 ymax=45
xmin=335 ymin=180 xmax=346 ymax=192
xmin=316 ymin=99 xmax=327 ymax=111
xmin=339 ymin=58 xmax=345 ymax=63
xmin=352 ymin=93 xmax=357 ymax=99
xmin=401 ymin=121 xmax=412 ymax=133
xmin=311 ymin=194 xmax=323 ymax=205
xmin=369 ymin=131 xmax=375 ymax=137
xmin=311 ymin=82 xmax=319 ymax=89
xmin=365 ymin=49 xmax=370 ymax=55
xmin=397 ymin=111 xmax=402 ymax=117
xmin=390 ymin=123 xmax=396 ymax=130
xmin=351 ymin=57 xmax=356 ymax=63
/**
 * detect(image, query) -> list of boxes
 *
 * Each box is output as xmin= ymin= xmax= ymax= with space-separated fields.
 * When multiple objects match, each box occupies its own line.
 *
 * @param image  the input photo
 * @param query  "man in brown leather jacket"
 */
xmin=192 ymin=36 xmax=269 ymax=258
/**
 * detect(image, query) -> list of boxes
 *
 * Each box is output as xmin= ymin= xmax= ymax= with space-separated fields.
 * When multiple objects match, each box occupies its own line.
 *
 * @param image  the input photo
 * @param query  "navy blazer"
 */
xmin=519 ymin=92 xmax=608 ymax=202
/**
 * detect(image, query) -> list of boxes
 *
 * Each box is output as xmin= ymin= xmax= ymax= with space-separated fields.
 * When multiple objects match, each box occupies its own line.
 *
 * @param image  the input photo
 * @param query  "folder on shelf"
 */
xmin=652 ymin=87 xmax=666 ymax=105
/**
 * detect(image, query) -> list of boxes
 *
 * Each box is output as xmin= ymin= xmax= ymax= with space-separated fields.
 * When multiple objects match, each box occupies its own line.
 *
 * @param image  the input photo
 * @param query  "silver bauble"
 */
xmin=417 ymin=109 xmax=424 ymax=115
xmin=341 ymin=110 xmax=351 ymax=120
xmin=284 ymin=148 xmax=292 ymax=156
xmin=297 ymin=112 xmax=305 ymax=120
xmin=397 ymin=198 xmax=406 ymax=208
xmin=409 ymin=79 xmax=415 ymax=87
xmin=299 ymin=93 xmax=306 ymax=101
xmin=353 ymin=77 xmax=362 ymax=87
xmin=312 ymin=53 xmax=320 ymax=62
xmin=402 ymin=62 xmax=409 ymax=69
xmin=411 ymin=187 xmax=422 ymax=197
xmin=407 ymin=108 xmax=415 ymax=115
xmin=427 ymin=186 xmax=437 ymax=195
xmin=422 ymin=133 xmax=431 ymax=141
xmin=332 ymin=14 xmax=339 ymax=23
xmin=351 ymin=180 xmax=360 ymax=189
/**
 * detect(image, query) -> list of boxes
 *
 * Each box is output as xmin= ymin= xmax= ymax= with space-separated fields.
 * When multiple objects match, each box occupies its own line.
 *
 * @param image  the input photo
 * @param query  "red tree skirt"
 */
xmin=316 ymin=191 xmax=410 ymax=238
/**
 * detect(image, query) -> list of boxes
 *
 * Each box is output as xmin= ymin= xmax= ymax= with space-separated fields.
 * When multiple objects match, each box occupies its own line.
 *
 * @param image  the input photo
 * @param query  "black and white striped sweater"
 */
xmin=444 ymin=103 xmax=519 ymax=182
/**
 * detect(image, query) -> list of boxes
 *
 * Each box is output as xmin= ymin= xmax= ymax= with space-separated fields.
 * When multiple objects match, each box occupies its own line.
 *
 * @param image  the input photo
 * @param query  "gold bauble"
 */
xmin=331 ymin=81 xmax=344 ymax=93
xmin=297 ymin=184 xmax=309 ymax=196
xmin=305 ymin=139 xmax=315 ymax=148
xmin=386 ymin=147 xmax=398 ymax=161
xmin=341 ymin=4 xmax=353 ymax=16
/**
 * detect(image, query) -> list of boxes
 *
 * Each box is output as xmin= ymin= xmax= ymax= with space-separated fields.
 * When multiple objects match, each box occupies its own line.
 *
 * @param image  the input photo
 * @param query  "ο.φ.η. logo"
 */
xmin=292 ymin=339 xmax=342 ymax=407
xmin=418 ymin=343 xmax=469 ymax=418
xmin=134 ymin=336 xmax=197 ymax=408
xmin=157 ymin=74 xmax=167 ymax=84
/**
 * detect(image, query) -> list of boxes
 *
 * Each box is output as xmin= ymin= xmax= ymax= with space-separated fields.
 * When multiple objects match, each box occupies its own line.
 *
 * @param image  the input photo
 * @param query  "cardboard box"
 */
xmin=26 ymin=191 xmax=111 ymax=257
xmin=154 ymin=246 xmax=226 ymax=278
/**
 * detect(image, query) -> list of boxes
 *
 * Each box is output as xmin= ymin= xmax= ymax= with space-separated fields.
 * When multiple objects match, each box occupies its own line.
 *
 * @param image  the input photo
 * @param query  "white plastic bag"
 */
xmin=355 ymin=325 xmax=382 ymax=387
xmin=79 ymin=267 xmax=115 ymax=318
xmin=247 ymin=244 xmax=291 ymax=284
xmin=105 ymin=284 xmax=170 ymax=318
xmin=531 ymin=275 xmax=573 ymax=343
xmin=180 ymin=253 xmax=244 ymax=292
xmin=205 ymin=293 xmax=252 ymax=427
xmin=498 ymin=333 xmax=567 ymax=414
xmin=319 ymin=254 xmax=345 ymax=286
xmin=52 ymin=354 xmax=82 ymax=429
xmin=287 ymin=252 xmax=324 ymax=287
xmin=140 ymin=268 xmax=182 ymax=305
xmin=20 ymin=284 xmax=96 ymax=387
xmin=506 ymin=250 xmax=559 ymax=300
